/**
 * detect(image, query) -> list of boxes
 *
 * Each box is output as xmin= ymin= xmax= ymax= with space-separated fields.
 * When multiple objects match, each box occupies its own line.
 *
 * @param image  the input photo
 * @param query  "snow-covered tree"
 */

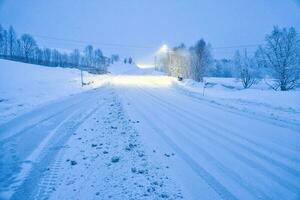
xmin=170 ymin=44 xmax=189 ymax=78
xmin=258 ymin=26 xmax=300 ymax=90
xmin=189 ymin=39 xmax=212 ymax=82
xmin=211 ymin=59 xmax=237 ymax=77
xmin=234 ymin=50 xmax=259 ymax=89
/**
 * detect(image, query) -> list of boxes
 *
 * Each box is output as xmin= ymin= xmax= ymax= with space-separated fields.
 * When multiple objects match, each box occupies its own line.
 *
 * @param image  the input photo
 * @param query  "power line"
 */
xmin=32 ymin=34 xmax=157 ymax=50
xmin=15 ymin=31 xmax=265 ymax=57
xmin=26 ymin=32 xmax=264 ymax=51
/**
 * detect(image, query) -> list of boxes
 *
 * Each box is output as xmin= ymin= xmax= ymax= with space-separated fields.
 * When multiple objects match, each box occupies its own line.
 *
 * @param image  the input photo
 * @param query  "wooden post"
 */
xmin=80 ymin=69 xmax=83 ymax=87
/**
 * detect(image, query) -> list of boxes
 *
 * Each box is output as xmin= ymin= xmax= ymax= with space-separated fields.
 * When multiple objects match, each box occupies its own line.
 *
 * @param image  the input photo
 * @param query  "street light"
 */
xmin=160 ymin=44 xmax=169 ymax=53
xmin=155 ymin=44 xmax=173 ymax=73
xmin=155 ymin=44 xmax=169 ymax=70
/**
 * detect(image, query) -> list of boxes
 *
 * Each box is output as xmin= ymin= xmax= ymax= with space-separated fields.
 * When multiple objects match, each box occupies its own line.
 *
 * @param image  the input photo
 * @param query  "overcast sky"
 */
xmin=0 ymin=0 xmax=299 ymax=63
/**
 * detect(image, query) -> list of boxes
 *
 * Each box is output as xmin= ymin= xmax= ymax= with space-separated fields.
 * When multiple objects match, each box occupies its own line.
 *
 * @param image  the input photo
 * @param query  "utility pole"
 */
xmin=80 ymin=69 xmax=84 ymax=87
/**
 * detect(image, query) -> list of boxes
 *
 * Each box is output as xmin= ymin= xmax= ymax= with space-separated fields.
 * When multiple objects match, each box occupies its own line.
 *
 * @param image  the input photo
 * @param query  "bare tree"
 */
xmin=51 ymin=49 xmax=60 ymax=67
xmin=0 ymin=25 xmax=4 ymax=56
xmin=128 ymin=57 xmax=133 ymax=64
xmin=258 ymin=26 xmax=300 ymax=91
xmin=94 ymin=48 xmax=105 ymax=73
xmin=59 ymin=53 xmax=69 ymax=67
xmin=1 ymin=29 xmax=8 ymax=56
xmin=8 ymin=26 xmax=17 ymax=57
xmin=83 ymin=45 xmax=94 ymax=67
xmin=234 ymin=50 xmax=259 ymax=89
xmin=70 ymin=49 xmax=81 ymax=67
xmin=15 ymin=39 xmax=22 ymax=58
xmin=34 ymin=47 xmax=43 ymax=64
xmin=189 ymin=39 xmax=212 ymax=82
xmin=42 ymin=48 xmax=51 ymax=65
xmin=0 ymin=25 xmax=109 ymax=73
xmin=20 ymin=34 xmax=37 ymax=62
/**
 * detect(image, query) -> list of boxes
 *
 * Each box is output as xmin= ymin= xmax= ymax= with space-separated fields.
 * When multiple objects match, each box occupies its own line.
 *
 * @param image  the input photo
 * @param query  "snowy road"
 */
xmin=0 ymin=87 xmax=111 ymax=199
xmin=0 ymin=84 xmax=182 ymax=200
xmin=112 ymin=75 xmax=300 ymax=200
xmin=0 ymin=71 xmax=299 ymax=200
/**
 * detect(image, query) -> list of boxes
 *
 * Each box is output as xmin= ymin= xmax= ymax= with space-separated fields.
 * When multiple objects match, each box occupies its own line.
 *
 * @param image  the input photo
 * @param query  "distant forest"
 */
xmin=0 ymin=25 xmax=122 ymax=74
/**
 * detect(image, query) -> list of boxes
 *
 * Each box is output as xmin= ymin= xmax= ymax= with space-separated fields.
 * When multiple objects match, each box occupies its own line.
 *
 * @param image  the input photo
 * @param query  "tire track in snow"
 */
xmin=0 ymin=87 xmax=106 ymax=143
xmin=30 ymin=100 xmax=107 ymax=200
xmin=0 ymin=104 xmax=82 ymax=195
xmin=122 ymin=87 xmax=275 ymax=199
xmin=140 ymin=85 xmax=300 ymax=165
xmin=46 ymin=88 xmax=183 ymax=200
xmin=0 ymin=88 xmax=109 ymax=195
xmin=172 ymin=83 xmax=300 ymax=132
xmin=1 ymin=88 xmax=108 ymax=199
xmin=142 ymin=78 xmax=300 ymax=155
xmin=133 ymin=86 xmax=300 ymax=197
xmin=127 ymin=88 xmax=275 ymax=199
xmin=121 ymin=88 xmax=238 ymax=200
xmin=140 ymin=86 xmax=300 ymax=174
xmin=2 ymin=108 xmax=80 ymax=199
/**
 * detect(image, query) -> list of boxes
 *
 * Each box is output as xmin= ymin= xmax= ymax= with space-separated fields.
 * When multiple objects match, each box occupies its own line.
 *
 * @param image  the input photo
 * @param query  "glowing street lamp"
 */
xmin=155 ymin=44 xmax=173 ymax=72
xmin=159 ymin=44 xmax=169 ymax=53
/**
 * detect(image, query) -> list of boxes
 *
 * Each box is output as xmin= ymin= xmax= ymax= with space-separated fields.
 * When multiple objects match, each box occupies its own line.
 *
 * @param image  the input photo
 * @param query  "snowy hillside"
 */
xmin=0 ymin=59 xmax=108 ymax=124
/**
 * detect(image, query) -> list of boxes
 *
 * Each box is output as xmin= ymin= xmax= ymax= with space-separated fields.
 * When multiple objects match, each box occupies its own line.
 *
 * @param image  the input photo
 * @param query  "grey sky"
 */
xmin=0 ymin=0 xmax=299 ymax=63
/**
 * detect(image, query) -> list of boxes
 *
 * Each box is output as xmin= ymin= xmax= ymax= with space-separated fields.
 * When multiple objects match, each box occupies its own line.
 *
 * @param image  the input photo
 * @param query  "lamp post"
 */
xmin=157 ymin=44 xmax=172 ymax=73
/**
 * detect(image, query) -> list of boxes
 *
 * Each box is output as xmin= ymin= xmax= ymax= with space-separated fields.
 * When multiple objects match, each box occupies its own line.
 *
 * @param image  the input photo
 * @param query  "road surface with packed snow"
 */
xmin=0 ymin=61 xmax=299 ymax=200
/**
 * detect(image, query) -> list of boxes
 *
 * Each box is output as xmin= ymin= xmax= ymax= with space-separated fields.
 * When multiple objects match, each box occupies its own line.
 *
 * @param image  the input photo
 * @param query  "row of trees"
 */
xmin=124 ymin=57 xmax=133 ymax=64
xmin=156 ymin=40 xmax=212 ymax=83
xmin=0 ymin=25 xmax=118 ymax=74
xmin=156 ymin=26 xmax=300 ymax=91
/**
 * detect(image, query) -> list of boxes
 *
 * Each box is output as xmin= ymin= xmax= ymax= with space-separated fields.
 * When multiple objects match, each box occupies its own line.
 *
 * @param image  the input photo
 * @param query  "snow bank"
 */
xmin=175 ymin=77 xmax=300 ymax=127
xmin=0 ymin=59 xmax=108 ymax=124
xmin=178 ymin=77 xmax=300 ymax=110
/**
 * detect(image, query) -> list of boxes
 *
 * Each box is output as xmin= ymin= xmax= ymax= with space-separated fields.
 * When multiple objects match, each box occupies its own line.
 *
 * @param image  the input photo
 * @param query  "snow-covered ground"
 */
xmin=0 ymin=59 xmax=108 ymax=124
xmin=176 ymin=77 xmax=300 ymax=131
xmin=0 ymin=60 xmax=299 ymax=200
